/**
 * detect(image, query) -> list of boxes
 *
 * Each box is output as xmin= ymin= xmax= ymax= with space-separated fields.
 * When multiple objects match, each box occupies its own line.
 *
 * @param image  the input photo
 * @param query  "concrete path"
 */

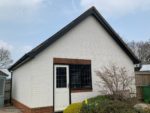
xmin=0 ymin=107 xmax=22 ymax=113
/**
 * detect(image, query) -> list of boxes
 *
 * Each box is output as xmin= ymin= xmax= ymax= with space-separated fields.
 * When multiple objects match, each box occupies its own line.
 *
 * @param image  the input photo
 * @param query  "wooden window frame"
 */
xmin=54 ymin=58 xmax=91 ymax=65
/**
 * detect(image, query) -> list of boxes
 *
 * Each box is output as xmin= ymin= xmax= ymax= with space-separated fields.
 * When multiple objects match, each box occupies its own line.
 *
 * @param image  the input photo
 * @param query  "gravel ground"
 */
xmin=0 ymin=107 xmax=22 ymax=113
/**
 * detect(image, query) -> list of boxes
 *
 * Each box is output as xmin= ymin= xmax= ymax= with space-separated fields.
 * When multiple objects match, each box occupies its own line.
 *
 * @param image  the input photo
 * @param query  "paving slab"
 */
xmin=0 ymin=107 xmax=22 ymax=113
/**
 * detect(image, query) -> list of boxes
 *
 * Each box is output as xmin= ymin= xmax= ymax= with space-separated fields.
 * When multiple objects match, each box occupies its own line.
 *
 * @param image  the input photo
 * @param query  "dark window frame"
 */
xmin=56 ymin=67 xmax=67 ymax=88
xmin=69 ymin=64 xmax=92 ymax=92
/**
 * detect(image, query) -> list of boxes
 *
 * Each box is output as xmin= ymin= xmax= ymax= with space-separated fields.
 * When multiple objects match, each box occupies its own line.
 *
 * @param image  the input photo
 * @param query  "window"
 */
xmin=56 ymin=67 xmax=67 ymax=88
xmin=70 ymin=64 xmax=92 ymax=90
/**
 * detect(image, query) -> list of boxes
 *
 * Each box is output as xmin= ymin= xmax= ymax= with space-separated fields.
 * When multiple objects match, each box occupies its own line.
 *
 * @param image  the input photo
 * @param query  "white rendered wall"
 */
xmin=12 ymin=15 xmax=135 ymax=108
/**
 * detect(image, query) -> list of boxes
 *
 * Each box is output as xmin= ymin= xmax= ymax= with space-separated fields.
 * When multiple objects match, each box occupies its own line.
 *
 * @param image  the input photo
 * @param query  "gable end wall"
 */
xmin=12 ymin=16 xmax=135 ymax=108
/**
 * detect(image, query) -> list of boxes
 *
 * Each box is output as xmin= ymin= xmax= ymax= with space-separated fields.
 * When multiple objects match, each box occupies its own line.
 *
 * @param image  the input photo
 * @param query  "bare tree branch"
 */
xmin=96 ymin=64 xmax=134 ymax=100
xmin=127 ymin=40 xmax=150 ymax=62
xmin=0 ymin=48 xmax=13 ymax=68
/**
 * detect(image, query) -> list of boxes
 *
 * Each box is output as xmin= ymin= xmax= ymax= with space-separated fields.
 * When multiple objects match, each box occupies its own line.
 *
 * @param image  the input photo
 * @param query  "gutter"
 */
xmin=10 ymin=71 xmax=13 ymax=105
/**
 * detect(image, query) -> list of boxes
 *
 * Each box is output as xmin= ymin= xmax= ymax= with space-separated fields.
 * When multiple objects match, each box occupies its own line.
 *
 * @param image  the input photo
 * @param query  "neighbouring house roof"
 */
xmin=0 ymin=69 xmax=10 ymax=77
xmin=135 ymin=63 xmax=150 ymax=75
xmin=140 ymin=64 xmax=150 ymax=72
xmin=9 ymin=6 xmax=140 ymax=71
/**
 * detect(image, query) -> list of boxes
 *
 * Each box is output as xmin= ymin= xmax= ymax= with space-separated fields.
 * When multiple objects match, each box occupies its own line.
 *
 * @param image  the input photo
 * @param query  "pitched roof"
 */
xmin=140 ymin=63 xmax=150 ymax=71
xmin=0 ymin=69 xmax=10 ymax=76
xmin=9 ymin=6 xmax=140 ymax=71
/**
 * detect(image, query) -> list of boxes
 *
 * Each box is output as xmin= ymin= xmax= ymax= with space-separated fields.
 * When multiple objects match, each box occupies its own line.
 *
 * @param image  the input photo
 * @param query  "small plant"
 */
xmin=63 ymin=103 xmax=82 ymax=113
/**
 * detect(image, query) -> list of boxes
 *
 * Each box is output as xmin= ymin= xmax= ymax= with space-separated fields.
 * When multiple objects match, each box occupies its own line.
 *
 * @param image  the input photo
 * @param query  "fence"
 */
xmin=135 ymin=71 xmax=150 ymax=100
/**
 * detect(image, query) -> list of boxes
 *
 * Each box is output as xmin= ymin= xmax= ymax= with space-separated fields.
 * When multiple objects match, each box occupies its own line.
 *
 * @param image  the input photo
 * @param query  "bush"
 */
xmin=64 ymin=103 xmax=82 ymax=113
xmin=96 ymin=64 xmax=134 ymax=100
xmin=80 ymin=96 xmax=138 ymax=113
xmin=87 ymin=95 xmax=109 ymax=103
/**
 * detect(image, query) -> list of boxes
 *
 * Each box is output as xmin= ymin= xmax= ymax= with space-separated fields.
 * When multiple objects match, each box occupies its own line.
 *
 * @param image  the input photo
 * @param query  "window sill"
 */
xmin=71 ymin=88 xmax=93 ymax=93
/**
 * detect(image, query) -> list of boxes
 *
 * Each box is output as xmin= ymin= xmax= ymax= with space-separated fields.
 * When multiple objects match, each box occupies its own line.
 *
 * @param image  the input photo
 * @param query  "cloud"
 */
xmin=0 ymin=0 xmax=45 ymax=8
xmin=0 ymin=0 xmax=47 ymax=20
xmin=81 ymin=0 xmax=150 ymax=16
xmin=0 ymin=40 xmax=13 ymax=51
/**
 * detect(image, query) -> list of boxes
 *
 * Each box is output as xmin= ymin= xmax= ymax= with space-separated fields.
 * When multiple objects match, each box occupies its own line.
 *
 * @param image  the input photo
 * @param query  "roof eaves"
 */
xmin=0 ymin=70 xmax=8 ymax=77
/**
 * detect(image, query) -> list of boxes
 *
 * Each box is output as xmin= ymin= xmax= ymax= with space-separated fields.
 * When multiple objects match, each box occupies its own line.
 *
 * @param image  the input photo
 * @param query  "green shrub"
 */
xmin=80 ymin=96 xmax=138 ymax=113
xmin=63 ymin=103 xmax=82 ymax=113
xmin=87 ymin=95 xmax=109 ymax=103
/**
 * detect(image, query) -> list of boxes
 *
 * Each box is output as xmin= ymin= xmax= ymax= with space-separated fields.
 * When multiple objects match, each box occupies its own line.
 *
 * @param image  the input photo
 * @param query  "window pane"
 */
xmin=81 ymin=66 xmax=91 ymax=88
xmin=56 ymin=67 xmax=67 ymax=88
xmin=70 ymin=65 xmax=81 ymax=88
xmin=70 ymin=64 xmax=91 ymax=89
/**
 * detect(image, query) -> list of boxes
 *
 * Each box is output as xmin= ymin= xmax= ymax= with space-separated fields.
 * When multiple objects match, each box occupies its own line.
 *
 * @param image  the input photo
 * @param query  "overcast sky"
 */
xmin=0 ymin=0 xmax=150 ymax=62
